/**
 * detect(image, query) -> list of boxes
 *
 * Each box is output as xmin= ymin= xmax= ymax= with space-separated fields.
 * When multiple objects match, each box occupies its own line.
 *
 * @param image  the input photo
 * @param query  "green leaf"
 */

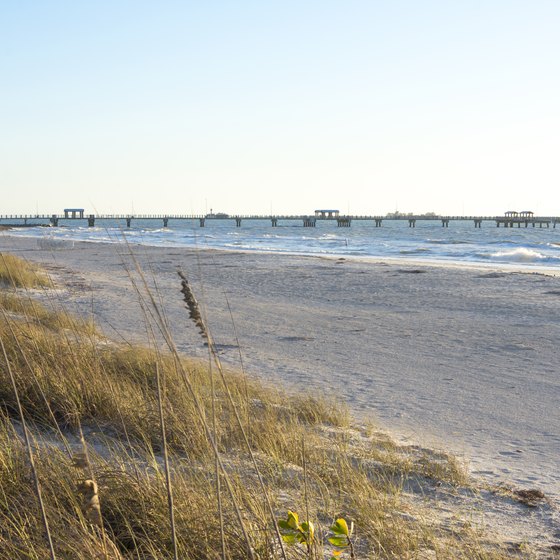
xmin=331 ymin=518 xmax=349 ymax=536
xmin=301 ymin=521 xmax=315 ymax=542
xmin=281 ymin=534 xmax=297 ymax=545
xmin=328 ymin=536 xmax=349 ymax=547
xmin=286 ymin=511 xmax=300 ymax=530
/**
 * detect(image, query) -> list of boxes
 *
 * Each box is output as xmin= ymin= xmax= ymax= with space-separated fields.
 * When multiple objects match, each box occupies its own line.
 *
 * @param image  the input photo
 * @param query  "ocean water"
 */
xmin=6 ymin=219 xmax=560 ymax=269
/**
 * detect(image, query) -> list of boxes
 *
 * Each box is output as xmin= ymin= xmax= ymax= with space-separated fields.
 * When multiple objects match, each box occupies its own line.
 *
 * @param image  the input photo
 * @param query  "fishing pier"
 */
xmin=0 ymin=211 xmax=558 ymax=229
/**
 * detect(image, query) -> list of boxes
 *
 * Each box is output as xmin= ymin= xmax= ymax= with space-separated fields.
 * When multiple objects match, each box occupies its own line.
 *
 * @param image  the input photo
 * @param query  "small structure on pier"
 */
xmin=505 ymin=210 xmax=534 ymax=218
xmin=497 ymin=210 xmax=547 ymax=228
xmin=314 ymin=209 xmax=340 ymax=219
xmin=63 ymin=208 xmax=85 ymax=219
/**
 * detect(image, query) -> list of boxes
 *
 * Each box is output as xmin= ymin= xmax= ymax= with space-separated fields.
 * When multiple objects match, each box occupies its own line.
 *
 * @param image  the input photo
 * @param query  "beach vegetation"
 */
xmin=328 ymin=517 xmax=356 ymax=559
xmin=0 ymin=291 xmax=96 ymax=334
xmin=0 ymin=255 xmax=525 ymax=559
xmin=0 ymin=252 xmax=52 ymax=288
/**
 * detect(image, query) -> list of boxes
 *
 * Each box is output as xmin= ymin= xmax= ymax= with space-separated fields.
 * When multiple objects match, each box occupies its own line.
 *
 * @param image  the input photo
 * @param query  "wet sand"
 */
xmin=2 ymin=234 xmax=560 ymax=506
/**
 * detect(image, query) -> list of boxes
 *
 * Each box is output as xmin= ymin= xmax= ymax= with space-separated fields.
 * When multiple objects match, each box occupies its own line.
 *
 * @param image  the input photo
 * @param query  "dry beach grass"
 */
xmin=0 ymin=251 xmax=556 ymax=558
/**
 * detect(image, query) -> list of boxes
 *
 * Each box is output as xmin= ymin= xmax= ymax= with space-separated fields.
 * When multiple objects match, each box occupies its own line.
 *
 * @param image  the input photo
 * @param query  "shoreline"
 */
xmin=1 ymin=232 xmax=560 ymax=507
xmin=4 ymin=223 xmax=560 ymax=275
xmin=5 ymin=226 xmax=560 ymax=277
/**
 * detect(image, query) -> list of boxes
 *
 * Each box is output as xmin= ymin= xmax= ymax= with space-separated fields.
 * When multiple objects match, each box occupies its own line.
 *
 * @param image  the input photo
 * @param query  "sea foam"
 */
xmin=489 ymin=247 xmax=547 ymax=262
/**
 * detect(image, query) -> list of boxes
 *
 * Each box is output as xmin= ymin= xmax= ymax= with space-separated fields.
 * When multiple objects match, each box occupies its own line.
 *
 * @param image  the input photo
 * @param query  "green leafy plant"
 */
xmin=278 ymin=511 xmax=316 ymax=557
xmin=328 ymin=517 xmax=356 ymax=560
xmin=278 ymin=512 xmax=357 ymax=559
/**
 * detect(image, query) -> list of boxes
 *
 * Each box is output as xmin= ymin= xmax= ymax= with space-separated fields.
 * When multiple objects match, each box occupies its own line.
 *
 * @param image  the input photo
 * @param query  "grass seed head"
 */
xmin=178 ymin=271 xmax=207 ymax=338
xmin=77 ymin=479 xmax=103 ymax=527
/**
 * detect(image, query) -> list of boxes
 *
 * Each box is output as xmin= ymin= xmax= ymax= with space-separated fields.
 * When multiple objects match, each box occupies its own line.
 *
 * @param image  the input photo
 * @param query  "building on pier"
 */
xmin=63 ymin=208 xmax=85 ymax=219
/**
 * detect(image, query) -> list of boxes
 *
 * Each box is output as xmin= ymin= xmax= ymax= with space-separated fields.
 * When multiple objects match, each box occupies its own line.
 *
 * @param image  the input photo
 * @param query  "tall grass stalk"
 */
xmin=154 ymin=360 xmax=179 ymax=560
xmin=115 ymin=249 xmax=181 ymax=557
xmin=123 ymin=249 xmax=223 ymax=558
xmin=182 ymin=252 xmax=228 ymax=556
xmin=219 ymin=279 xmax=252 ymax=440
xmin=76 ymin=423 xmax=110 ymax=560
xmin=301 ymin=437 xmax=316 ymax=560
xmin=123 ymin=247 xmax=255 ymax=558
xmin=179 ymin=270 xmax=289 ymax=560
xmin=0 ymin=333 xmax=56 ymax=560
xmin=208 ymin=355 xmax=227 ymax=559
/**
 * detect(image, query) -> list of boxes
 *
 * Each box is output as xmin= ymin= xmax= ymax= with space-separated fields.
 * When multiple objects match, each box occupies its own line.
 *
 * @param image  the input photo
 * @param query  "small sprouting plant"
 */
xmin=328 ymin=517 xmax=356 ymax=560
xmin=278 ymin=511 xmax=316 ymax=558
xmin=278 ymin=511 xmax=358 ymax=559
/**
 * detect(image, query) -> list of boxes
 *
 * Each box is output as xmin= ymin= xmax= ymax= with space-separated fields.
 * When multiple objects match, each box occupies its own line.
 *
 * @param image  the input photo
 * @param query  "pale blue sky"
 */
xmin=1 ymin=1 xmax=559 ymax=215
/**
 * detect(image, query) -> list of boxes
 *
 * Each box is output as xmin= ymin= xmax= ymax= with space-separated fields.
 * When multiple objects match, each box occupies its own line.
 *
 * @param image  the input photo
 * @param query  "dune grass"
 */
xmin=0 ymin=291 xmax=96 ymax=334
xmin=0 ymin=256 xmax=520 ymax=559
xmin=0 ymin=253 xmax=52 ymax=288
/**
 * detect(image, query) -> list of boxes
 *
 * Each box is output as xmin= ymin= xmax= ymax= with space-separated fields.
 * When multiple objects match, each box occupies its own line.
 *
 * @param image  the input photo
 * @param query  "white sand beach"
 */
xmin=2 ymin=234 xmax=559 ymax=509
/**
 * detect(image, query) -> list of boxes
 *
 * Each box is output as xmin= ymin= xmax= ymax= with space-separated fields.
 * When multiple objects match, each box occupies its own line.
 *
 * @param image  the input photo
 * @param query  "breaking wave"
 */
xmin=488 ymin=248 xmax=550 ymax=262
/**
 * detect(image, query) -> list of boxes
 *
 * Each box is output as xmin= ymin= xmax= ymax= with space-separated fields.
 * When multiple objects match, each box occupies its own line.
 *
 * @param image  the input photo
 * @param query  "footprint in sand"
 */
xmin=279 ymin=336 xmax=315 ymax=342
xmin=476 ymin=272 xmax=507 ymax=278
xmin=498 ymin=451 xmax=522 ymax=458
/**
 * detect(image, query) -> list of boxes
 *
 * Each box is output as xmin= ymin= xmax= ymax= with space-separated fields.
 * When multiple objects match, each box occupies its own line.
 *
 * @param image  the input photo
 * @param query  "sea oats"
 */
xmin=77 ymin=479 xmax=103 ymax=527
xmin=178 ymin=270 xmax=207 ymax=338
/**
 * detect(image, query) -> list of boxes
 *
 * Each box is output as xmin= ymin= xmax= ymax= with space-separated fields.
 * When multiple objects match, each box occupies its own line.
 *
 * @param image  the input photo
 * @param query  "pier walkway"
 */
xmin=0 ymin=213 xmax=559 ymax=229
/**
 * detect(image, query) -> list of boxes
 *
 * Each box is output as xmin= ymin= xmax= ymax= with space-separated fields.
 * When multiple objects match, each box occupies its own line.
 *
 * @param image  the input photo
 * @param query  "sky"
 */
xmin=1 ymin=1 xmax=559 ymax=216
